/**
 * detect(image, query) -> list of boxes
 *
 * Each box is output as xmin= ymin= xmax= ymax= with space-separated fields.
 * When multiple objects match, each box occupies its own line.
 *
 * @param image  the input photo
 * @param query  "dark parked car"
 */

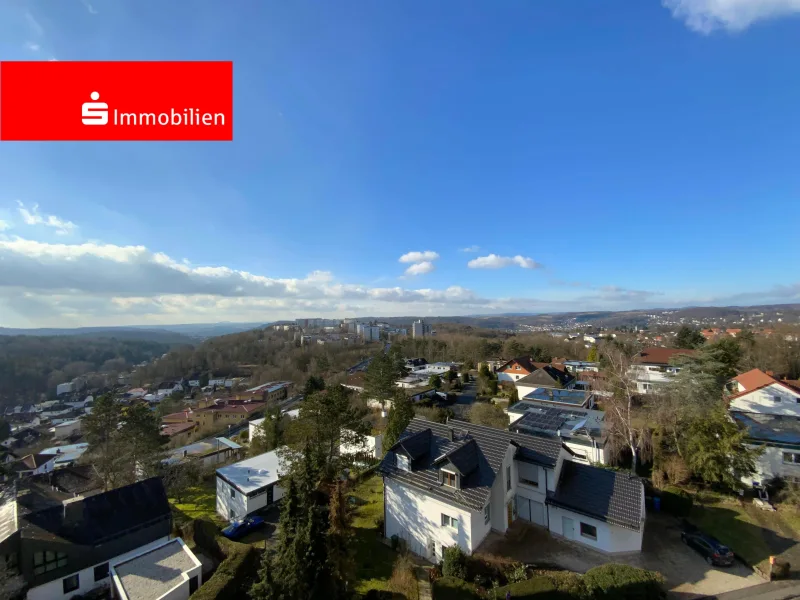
xmin=681 ymin=530 xmax=735 ymax=566
xmin=221 ymin=515 xmax=265 ymax=540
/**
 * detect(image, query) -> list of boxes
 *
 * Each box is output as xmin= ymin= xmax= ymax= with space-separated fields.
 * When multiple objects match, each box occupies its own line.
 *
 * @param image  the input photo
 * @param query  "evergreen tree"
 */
xmin=251 ymin=405 xmax=284 ymax=456
xmin=461 ymin=372 xmax=470 ymax=384
xmin=383 ymin=391 xmax=415 ymax=449
xmin=429 ymin=374 xmax=442 ymax=390
xmin=327 ymin=481 xmax=355 ymax=600
xmin=587 ymin=346 xmax=598 ymax=362
xmin=304 ymin=375 xmax=326 ymax=397
xmin=83 ymin=394 xmax=125 ymax=490
xmin=675 ymin=326 xmax=706 ymax=349
xmin=119 ymin=402 xmax=167 ymax=481
xmin=363 ymin=350 xmax=406 ymax=408
xmin=684 ymin=407 xmax=762 ymax=488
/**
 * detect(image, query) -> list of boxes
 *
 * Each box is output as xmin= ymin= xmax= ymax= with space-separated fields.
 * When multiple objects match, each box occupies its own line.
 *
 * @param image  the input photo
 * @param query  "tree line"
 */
xmin=0 ymin=335 xmax=174 ymax=404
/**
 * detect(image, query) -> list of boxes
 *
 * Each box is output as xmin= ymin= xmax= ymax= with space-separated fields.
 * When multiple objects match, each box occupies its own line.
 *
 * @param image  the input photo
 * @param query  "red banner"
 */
xmin=0 ymin=61 xmax=233 ymax=141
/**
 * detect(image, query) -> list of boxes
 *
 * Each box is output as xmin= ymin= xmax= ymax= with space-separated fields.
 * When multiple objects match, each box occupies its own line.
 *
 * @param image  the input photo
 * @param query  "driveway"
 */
xmin=236 ymin=505 xmax=280 ymax=547
xmin=476 ymin=513 xmax=764 ymax=599
xmin=449 ymin=382 xmax=477 ymax=419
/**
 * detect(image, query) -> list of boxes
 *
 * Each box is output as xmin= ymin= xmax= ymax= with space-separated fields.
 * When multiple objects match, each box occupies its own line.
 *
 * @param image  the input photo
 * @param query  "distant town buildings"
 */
xmin=412 ymin=319 xmax=432 ymax=339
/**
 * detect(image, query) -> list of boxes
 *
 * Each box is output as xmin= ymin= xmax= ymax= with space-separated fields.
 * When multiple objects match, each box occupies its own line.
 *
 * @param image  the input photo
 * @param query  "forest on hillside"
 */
xmin=0 ymin=336 xmax=177 ymax=404
xmin=130 ymin=329 xmax=378 ymax=388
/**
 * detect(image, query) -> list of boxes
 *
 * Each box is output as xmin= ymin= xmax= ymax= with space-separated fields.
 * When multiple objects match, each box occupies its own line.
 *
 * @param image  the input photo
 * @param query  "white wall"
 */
xmin=547 ymin=506 xmax=643 ymax=553
xmin=340 ymin=433 xmax=383 ymax=459
xmin=384 ymin=478 xmax=477 ymax=560
xmin=26 ymin=536 xmax=170 ymax=600
xmin=498 ymin=371 xmax=525 ymax=383
xmin=744 ymin=444 xmax=800 ymax=486
xmin=216 ymin=476 xmax=247 ymax=520
xmin=563 ymin=440 xmax=606 ymax=465
xmin=730 ymin=384 xmax=800 ymax=417
xmin=215 ymin=476 xmax=284 ymax=520
xmin=53 ymin=421 xmax=81 ymax=440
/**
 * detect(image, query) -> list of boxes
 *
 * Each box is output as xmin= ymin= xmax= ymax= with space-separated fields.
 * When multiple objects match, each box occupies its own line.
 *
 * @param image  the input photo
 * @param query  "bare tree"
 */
xmin=598 ymin=344 xmax=651 ymax=473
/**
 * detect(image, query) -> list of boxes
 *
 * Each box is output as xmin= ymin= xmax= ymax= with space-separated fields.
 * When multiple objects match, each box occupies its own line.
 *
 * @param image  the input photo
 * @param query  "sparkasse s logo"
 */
xmin=82 ymin=92 xmax=108 ymax=125
xmin=0 ymin=61 xmax=232 ymax=141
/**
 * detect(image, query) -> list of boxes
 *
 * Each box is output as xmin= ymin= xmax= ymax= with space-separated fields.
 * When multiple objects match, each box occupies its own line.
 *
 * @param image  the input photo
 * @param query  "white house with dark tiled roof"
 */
xmin=379 ymin=419 xmax=645 ymax=561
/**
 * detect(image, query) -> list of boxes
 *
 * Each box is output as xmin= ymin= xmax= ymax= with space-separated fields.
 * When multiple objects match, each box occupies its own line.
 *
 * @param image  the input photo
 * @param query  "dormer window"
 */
xmin=396 ymin=454 xmax=410 ymax=471
xmin=442 ymin=471 xmax=456 ymax=488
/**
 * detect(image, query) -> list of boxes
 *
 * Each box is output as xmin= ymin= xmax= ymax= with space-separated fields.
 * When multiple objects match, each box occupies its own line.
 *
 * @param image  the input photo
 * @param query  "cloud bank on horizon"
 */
xmin=664 ymin=0 xmax=800 ymax=33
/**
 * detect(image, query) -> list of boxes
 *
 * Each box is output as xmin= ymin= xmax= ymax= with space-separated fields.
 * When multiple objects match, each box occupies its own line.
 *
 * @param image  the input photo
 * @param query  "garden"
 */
xmin=431 ymin=546 xmax=666 ymax=600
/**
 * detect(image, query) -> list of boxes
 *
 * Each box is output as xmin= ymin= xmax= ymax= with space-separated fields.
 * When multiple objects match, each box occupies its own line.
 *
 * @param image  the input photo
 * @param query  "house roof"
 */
xmin=546 ymin=461 xmax=644 ymax=531
xmin=216 ymin=450 xmax=284 ymax=494
xmin=498 ymin=357 xmax=537 ymax=373
xmin=20 ymin=477 xmax=171 ymax=545
xmin=520 ymin=388 xmax=593 ymax=408
xmin=379 ymin=418 xmax=563 ymax=511
xmin=516 ymin=367 xmax=574 ymax=389
xmin=728 ymin=369 xmax=800 ymax=400
xmin=510 ymin=404 xmax=606 ymax=441
xmin=12 ymin=453 xmax=56 ymax=472
xmin=731 ymin=411 xmax=800 ymax=448
xmin=633 ymin=347 xmax=696 ymax=365
xmin=161 ymin=422 xmax=196 ymax=437
xmin=113 ymin=538 xmax=199 ymax=600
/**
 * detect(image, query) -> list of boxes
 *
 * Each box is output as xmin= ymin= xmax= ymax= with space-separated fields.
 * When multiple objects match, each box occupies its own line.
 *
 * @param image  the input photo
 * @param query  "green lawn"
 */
xmin=349 ymin=474 xmax=400 ymax=595
xmin=688 ymin=499 xmax=774 ymax=572
xmin=169 ymin=478 xmax=226 ymax=527
xmin=433 ymin=576 xmax=480 ymax=600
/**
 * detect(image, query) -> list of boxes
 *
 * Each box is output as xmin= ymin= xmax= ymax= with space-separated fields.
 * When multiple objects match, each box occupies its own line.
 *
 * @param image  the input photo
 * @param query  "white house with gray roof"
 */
xmin=379 ymin=418 xmax=644 ymax=560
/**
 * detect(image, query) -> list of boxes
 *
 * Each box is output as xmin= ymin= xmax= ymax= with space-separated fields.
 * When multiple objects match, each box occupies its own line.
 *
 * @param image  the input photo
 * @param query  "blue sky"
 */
xmin=1 ymin=0 xmax=799 ymax=327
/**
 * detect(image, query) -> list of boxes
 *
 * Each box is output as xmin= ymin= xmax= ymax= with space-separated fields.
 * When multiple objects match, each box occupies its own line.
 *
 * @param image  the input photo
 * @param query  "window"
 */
xmin=94 ymin=562 xmax=109 ymax=582
xmin=230 ymin=488 xmax=236 ymax=498
xmin=441 ymin=514 xmax=458 ymax=529
xmin=33 ymin=550 xmax=68 ymax=575
xmin=506 ymin=466 xmax=511 ymax=491
xmin=518 ymin=463 xmax=539 ymax=487
xmin=484 ymin=504 xmax=491 ymax=524
xmin=515 ymin=365 xmax=521 ymax=370
xmin=442 ymin=471 xmax=456 ymax=488
xmin=783 ymin=452 xmax=800 ymax=465
xmin=62 ymin=574 xmax=79 ymax=594
xmin=773 ymin=396 xmax=781 ymax=403
xmin=580 ymin=523 xmax=597 ymax=540
xmin=396 ymin=454 xmax=410 ymax=471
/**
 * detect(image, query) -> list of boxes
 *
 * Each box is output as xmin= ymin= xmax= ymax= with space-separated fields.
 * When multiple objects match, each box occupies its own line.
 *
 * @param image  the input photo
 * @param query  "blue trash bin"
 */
xmin=654 ymin=497 xmax=661 ymax=512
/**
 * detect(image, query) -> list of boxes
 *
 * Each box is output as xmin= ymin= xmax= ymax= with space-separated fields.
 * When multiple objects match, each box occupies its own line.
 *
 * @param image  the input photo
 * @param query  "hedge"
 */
xmin=583 ymin=564 xmax=666 ymax=600
xmin=432 ymin=576 xmax=480 ymax=600
xmin=658 ymin=486 xmax=693 ymax=517
xmin=184 ymin=517 xmax=261 ymax=600
xmin=494 ymin=577 xmax=560 ymax=599
xmin=189 ymin=544 xmax=258 ymax=600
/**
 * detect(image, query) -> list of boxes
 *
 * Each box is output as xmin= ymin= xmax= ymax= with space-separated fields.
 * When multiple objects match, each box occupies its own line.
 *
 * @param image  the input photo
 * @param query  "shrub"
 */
xmin=504 ymin=562 xmax=528 ymax=584
xmin=658 ymin=486 xmax=693 ymax=517
xmin=441 ymin=545 xmax=468 ymax=580
xmin=433 ymin=576 xmax=480 ymax=600
xmin=583 ymin=564 xmax=666 ymax=600
xmin=190 ymin=545 xmax=257 ymax=600
xmin=664 ymin=456 xmax=690 ymax=485
xmin=388 ymin=554 xmax=417 ymax=600
xmin=542 ymin=570 xmax=588 ymax=598
xmin=494 ymin=576 xmax=557 ymax=599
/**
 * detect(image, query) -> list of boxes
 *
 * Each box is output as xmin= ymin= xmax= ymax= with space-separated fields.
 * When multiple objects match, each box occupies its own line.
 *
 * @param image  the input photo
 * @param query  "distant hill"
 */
xmin=0 ymin=327 xmax=195 ymax=345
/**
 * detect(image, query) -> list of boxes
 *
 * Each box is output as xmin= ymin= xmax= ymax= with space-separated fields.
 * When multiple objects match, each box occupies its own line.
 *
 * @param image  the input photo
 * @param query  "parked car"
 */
xmin=681 ymin=530 xmax=735 ymax=566
xmin=221 ymin=515 xmax=265 ymax=540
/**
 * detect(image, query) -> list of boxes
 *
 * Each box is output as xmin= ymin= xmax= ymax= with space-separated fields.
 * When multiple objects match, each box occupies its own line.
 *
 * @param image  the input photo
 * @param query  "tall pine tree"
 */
xmin=327 ymin=481 xmax=354 ymax=600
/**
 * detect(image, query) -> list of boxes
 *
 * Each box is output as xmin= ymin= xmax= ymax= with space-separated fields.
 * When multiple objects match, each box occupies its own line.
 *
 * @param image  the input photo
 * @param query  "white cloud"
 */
xmin=460 ymin=245 xmax=480 ymax=253
xmin=405 ymin=261 xmax=436 ymax=276
xmin=24 ymin=42 xmax=41 ymax=52
xmin=24 ymin=11 xmax=44 ymax=36
xmin=467 ymin=254 xmax=542 ymax=270
xmin=663 ymin=0 xmax=800 ymax=33
xmin=0 ymin=220 xmax=9 ymax=232
xmin=16 ymin=201 xmax=77 ymax=235
xmin=80 ymin=0 xmax=99 ymax=14
xmin=399 ymin=250 xmax=439 ymax=264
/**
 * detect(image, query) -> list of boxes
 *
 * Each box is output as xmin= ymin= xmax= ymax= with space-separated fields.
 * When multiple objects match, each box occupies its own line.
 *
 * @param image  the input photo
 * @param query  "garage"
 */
xmin=516 ymin=495 xmax=546 ymax=527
